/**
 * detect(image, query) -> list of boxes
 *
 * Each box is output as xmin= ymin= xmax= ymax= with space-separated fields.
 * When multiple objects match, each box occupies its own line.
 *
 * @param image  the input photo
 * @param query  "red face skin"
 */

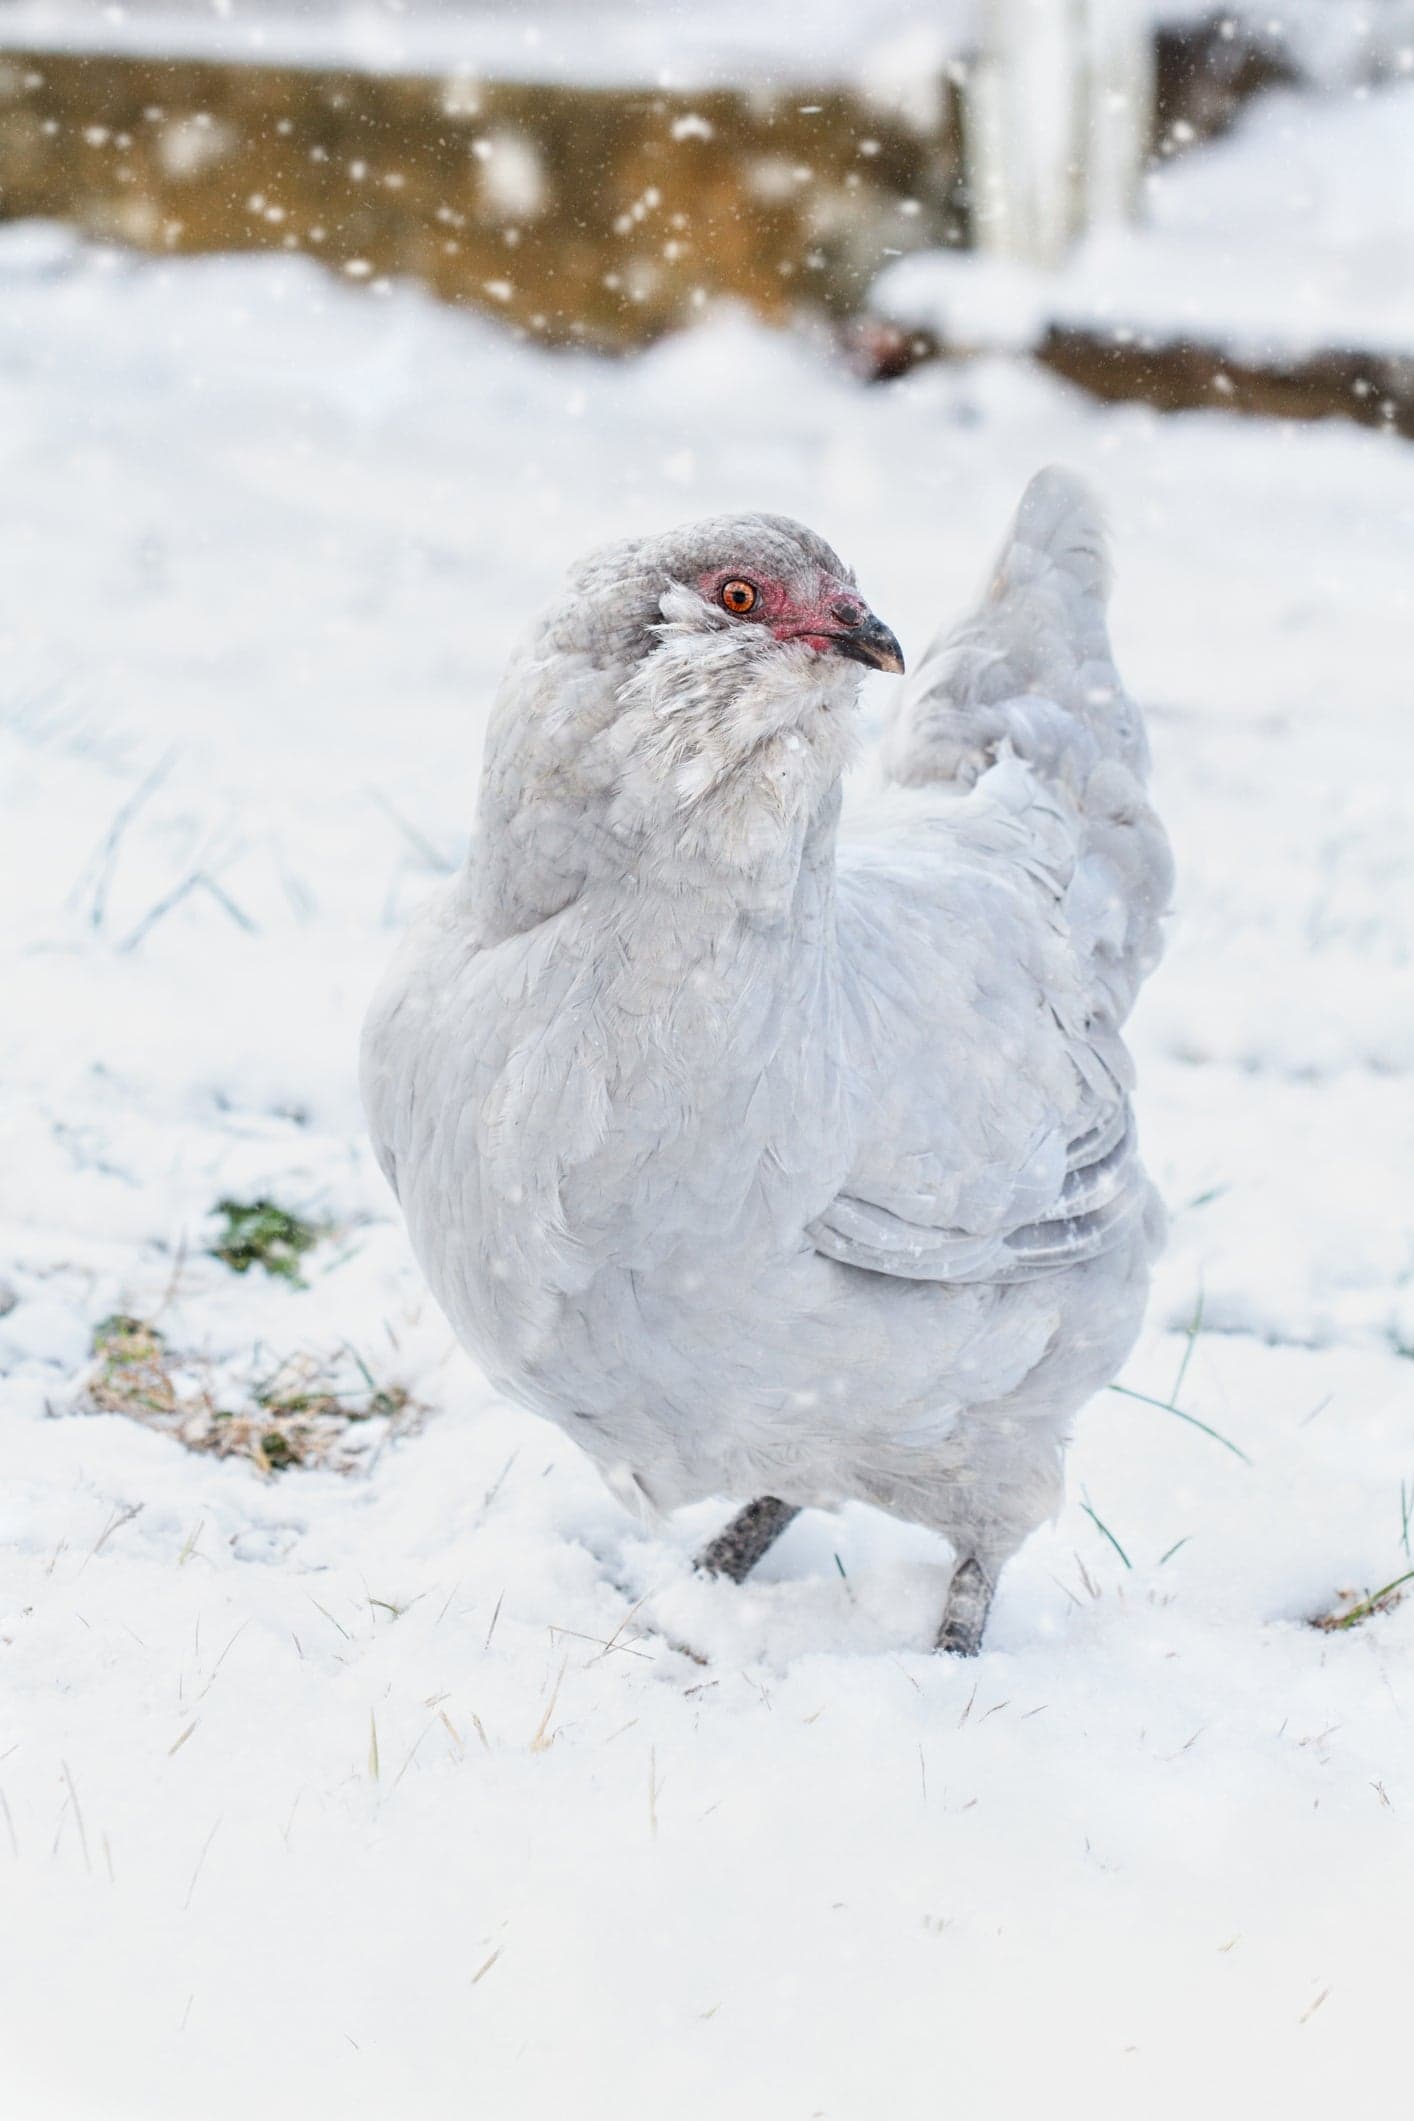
xmin=695 ymin=569 xmax=869 ymax=656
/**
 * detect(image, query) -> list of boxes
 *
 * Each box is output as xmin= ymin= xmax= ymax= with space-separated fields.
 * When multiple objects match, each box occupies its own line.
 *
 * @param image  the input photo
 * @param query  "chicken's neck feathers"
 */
xmin=470 ymin=614 xmax=860 ymax=941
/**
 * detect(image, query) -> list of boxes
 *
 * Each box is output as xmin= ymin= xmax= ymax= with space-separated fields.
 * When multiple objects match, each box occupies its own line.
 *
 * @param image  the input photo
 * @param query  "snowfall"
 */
xmin=2 ymin=196 xmax=1412 ymax=2118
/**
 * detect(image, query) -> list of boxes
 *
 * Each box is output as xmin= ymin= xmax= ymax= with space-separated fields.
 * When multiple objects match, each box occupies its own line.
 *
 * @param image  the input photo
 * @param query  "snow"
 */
xmin=875 ymin=77 xmax=1414 ymax=359
xmin=5 ymin=0 xmax=1413 ymax=90
xmin=0 ymin=0 xmax=977 ymax=91
xmin=2 ymin=226 xmax=1413 ymax=2117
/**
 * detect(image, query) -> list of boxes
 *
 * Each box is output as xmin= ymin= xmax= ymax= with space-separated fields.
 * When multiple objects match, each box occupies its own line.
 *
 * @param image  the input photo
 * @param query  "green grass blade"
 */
xmin=1080 ymin=1498 xmax=1132 ymax=1570
xmin=1107 ymin=1382 xmax=1252 ymax=1465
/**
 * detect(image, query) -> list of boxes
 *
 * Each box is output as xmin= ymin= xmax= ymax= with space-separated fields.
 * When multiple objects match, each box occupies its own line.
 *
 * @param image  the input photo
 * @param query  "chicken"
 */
xmin=361 ymin=469 xmax=1172 ymax=1653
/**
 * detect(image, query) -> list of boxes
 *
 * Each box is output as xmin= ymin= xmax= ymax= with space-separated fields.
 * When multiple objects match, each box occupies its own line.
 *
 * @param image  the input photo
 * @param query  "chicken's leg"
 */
xmin=696 ymin=1497 xmax=800 ymax=1584
xmin=935 ymin=1557 xmax=994 ymax=1657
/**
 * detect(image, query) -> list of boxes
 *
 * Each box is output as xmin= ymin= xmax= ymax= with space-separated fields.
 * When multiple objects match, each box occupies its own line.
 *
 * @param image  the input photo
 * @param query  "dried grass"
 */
xmin=1310 ymin=1571 xmax=1414 ymax=1633
xmin=84 ymin=1315 xmax=421 ymax=1475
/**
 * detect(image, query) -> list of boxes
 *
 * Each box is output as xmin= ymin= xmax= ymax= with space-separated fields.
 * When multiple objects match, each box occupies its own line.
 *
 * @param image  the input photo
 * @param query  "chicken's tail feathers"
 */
xmin=883 ymin=466 xmax=1173 ymax=1028
xmin=884 ymin=465 xmax=1139 ymax=793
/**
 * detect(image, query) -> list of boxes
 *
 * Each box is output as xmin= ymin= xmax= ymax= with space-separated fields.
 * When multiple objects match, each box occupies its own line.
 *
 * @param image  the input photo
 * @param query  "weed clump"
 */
xmin=209 ymin=1351 xmax=419 ymax=1475
xmin=84 ymin=1317 xmax=419 ymax=1475
xmin=209 ymin=1198 xmax=325 ymax=1285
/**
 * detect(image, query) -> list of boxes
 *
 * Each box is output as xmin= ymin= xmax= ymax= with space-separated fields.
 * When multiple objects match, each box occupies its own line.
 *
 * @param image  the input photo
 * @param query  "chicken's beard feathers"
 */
xmin=605 ymin=585 xmax=862 ymax=884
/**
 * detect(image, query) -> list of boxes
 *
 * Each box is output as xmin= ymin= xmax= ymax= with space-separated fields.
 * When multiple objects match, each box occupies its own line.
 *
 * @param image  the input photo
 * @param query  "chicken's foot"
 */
xmin=935 ymin=1557 xmax=994 ymax=1656
xmin=695 ymin=1496 xmax=800 ymax=1584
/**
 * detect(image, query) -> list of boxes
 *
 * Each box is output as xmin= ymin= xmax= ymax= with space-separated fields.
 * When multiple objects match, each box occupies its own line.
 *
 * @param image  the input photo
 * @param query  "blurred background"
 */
xmin=2 ymin=0 xmax=1412 ymax=413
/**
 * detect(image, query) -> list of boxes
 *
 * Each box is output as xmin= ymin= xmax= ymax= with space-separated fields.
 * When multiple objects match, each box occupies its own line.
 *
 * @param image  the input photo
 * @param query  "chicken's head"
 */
xmin=475 ymin=514 xmax=905 ymax=929
xmin=673 ymin=517 xmax=903 ymax=676
xmin=593 ymin=512 xmax=901 ymax=681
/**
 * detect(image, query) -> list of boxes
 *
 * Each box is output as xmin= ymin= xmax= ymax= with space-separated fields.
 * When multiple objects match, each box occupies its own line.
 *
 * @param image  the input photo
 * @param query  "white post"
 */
xmin=967 ymin=0 xmax=1152 ymax=267
xmin=1079 ymin=0 xmax=1155 ymax=231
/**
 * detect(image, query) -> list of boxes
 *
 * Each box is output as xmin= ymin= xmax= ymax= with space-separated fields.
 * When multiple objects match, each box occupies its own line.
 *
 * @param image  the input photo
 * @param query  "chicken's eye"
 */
xmin=719 ymin=579 xmax=758 ymax=616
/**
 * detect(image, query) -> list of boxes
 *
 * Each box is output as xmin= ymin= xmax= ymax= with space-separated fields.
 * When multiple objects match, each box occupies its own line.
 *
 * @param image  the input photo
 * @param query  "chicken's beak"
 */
xmin=830 ymin=612 xmax=906 ymax=676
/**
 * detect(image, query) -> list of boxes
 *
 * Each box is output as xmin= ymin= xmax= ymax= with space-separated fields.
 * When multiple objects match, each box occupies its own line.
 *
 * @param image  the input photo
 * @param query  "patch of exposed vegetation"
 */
xmin=209 ymin=1197 xmax=326 ymax=1285
xmin=86 ymin=1315 xmax=420 ymax=1475
xmin=88 ymin=1314 xmax=181 ymax=1418
xmin=1311 ymin=1572 xmax=1414 ymax=1633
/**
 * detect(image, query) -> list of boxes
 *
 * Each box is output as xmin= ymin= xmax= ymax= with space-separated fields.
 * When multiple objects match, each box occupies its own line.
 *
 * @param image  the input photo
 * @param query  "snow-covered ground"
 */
xmin=2 ymin=226 xmax=1412 ymax=2118
xmin=876 ymin=74 xmax=1414 ymax=357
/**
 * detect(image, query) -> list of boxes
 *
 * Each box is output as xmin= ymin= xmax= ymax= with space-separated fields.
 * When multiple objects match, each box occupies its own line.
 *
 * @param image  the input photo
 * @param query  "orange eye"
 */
xmin=719 ymin=579 xmax=758 ymax=615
